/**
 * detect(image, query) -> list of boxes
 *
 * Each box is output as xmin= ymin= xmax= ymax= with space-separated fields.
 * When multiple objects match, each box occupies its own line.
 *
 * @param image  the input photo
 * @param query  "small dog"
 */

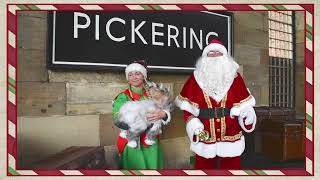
xmin=116 ymin=82 xmax=173 ymax=148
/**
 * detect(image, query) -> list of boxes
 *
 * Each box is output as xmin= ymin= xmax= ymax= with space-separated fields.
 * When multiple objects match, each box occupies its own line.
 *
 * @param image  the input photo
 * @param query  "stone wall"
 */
xmin=17 ymin=11 xmax=271 ymax=168
xmin=234 ymin=12 xmax=269 ymax=106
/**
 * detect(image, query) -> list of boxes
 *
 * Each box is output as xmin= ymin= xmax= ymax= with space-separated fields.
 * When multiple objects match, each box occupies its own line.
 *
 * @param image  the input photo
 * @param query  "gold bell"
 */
xmin=198 ymin=130 xmax=209 ymax=141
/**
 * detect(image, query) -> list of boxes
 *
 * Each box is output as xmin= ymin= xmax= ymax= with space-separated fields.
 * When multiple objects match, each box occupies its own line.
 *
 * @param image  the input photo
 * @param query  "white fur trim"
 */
xmin=162 ymin=109 xmax=171 ymax=125
xmin=186 ymin=118 xmax=204 ymax=142
xmin=240 ymin=95 xmax=256 ymax=108
xmin=125 ymin=63 xmax=147 ymax=80
xmin=202 ymin=43 xmax=228 ymax=57
xmin=190 ymin=136 xmax=245 ymax=158
xmin=174 ymin=96 xmax=199 ymax=116
xmin=230 ymin=96 xmax=256 ymax=117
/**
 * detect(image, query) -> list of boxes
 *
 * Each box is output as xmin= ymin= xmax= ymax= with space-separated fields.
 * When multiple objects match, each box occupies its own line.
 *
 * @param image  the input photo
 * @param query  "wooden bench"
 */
xmin=31 ymin=146 xmax=106 ymax=169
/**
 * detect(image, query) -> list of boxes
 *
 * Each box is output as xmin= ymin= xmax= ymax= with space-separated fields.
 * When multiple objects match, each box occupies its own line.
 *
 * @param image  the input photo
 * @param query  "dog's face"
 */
xmin=147 ymin=84 xmax=171 ymax=108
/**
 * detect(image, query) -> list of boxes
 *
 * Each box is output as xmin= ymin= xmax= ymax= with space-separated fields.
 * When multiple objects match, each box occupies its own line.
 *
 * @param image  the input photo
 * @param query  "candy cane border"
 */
xmin=6 ymin=3 xmax=314 ymax=176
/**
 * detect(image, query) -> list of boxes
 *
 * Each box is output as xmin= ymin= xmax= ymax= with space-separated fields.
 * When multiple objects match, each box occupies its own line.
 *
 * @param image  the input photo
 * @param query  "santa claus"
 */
xmin=175 ymin=39 xmax=257 ymax=169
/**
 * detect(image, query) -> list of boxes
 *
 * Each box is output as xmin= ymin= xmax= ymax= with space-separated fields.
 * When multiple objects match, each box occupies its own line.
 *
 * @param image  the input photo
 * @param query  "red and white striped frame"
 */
xmin=6 ymin=3 xmax=314 ymax=176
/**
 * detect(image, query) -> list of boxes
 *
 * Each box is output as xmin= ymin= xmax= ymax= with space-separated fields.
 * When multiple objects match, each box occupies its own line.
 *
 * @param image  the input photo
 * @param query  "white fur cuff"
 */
xmin=162 ymin=109 xmax=171 ymax=125
xmin=186 ymin=118 xmax=204 ymax=142
xmin=174 ymin=96 xmax=199 ymax=116
xmin=240 ymin=95 xmax=256 ymax=108
xmin=230 ymin=96 xmax=256 ymax=117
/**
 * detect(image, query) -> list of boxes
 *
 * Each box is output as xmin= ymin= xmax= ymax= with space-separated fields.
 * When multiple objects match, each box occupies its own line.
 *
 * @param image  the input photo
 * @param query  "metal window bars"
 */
xmin=268 ymin=11 xmax=295 ymax=108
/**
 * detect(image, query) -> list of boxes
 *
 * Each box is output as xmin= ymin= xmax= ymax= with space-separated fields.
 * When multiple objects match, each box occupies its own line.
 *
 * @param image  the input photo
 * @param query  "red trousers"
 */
xmin=195 ymin=155 xmax=241 ymax=169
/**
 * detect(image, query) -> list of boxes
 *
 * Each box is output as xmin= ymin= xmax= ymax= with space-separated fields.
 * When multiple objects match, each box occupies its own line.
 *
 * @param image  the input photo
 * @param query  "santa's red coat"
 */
xmin=178 ymin=73 xmax=251 ymax=157
xmin=179 ymin=72 xmax=252 ymax=144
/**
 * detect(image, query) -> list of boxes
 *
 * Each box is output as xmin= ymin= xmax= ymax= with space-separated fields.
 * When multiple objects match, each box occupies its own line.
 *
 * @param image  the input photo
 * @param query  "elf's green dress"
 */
xmin=112 ymin=86 xmax=167 ymax=169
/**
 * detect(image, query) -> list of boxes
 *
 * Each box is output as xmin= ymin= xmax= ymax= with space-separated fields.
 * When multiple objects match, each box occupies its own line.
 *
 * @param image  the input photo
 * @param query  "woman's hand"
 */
xmin=146 ymin=109 xmax=167 ymax=121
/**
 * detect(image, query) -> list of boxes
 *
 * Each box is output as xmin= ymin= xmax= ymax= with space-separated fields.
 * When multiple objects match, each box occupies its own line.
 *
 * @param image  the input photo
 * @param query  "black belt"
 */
xmin=198 ymin=107 xmax=230 ymax=119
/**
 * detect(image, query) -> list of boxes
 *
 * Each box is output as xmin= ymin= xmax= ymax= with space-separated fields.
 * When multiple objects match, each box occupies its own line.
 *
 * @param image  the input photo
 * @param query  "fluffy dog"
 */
xmin=116 ymin=82 xmax=172 ymax=148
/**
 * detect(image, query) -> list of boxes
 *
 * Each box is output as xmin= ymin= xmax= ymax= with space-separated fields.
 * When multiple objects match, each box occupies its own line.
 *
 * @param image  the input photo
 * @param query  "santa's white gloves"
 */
xmin=230 ymin=95 xmax=257 ymax=133
xmin=238 ymin=106 xmax=256 ymax=133
xmin=186 ymin=118 xmax=204 ymax=144
xmin=239 ymin=106 xmax=256 ymax=125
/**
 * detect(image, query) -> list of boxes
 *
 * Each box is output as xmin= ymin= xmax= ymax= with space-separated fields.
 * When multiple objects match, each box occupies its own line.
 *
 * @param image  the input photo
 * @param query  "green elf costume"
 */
xmin=112 ymin=62 xmax=171 ymax=169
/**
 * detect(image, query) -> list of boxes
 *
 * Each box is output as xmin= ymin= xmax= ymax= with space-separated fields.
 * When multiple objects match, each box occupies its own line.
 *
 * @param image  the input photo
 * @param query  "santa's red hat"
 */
xmin=202 ymin=39 xmax=228 ymax=57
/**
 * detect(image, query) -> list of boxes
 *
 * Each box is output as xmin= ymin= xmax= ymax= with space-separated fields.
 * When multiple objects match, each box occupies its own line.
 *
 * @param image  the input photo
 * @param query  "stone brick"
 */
xmin=296 ymin=42 xmax=304 ymax=59
xmin=296 ymin=30 xmax=304 ymax=44
xmin=262 ymin=12 xmax=269 ymax=31
xmin=295 ymin=58 xmax=305 ymax=69
xmin=243 ymin=65 xmax=269 ymax=87
xmin=67 ymin=102 xmax=112 ymax=115
xmin=66 ymin=82 xmax=127 ymax=104
xmin=18 ymin=14 xmax=47 ymax=50
xmin=18 ymin=82 xmax=66 ymax=116
xmin=18 ymin=48 xmax=48 ymax=82
xmin=100 ymin=114 xmax=120 ymax=146
xmin=161 ymin=137 xmax=193 ymax=168
xmin=234 ymin=12 xmax=266 ymax=31
xmin=150 ymin=73 xmax=190 ymax=84
xmin=295 ymin=12 xmax=304 ymax=31
xmin=260 ymin=85 xmax=269 ymax=106
xmin=235 ymin=44 xmax=263 ymax=66
xmin=173 ymin=83 xmax=185 ymax=97
xmin=238 ymin=65 xmax=243 ymax=77
xmin=161 ymin=110 xmax=187 ymax=139
xmin=48 ymin=70 xmax=126 ymax=83
xmin=18 ymin=11 xmax=48 ymax=19
xmin=234 ymin=24 xmax=268 ymax=49
xmin=260 ymin=49 xmax=269 ymax=65
xmin=66 ymin=82 xmax=173 ymax=115
xmin=246 ymin=85 xmax=261 ymax=105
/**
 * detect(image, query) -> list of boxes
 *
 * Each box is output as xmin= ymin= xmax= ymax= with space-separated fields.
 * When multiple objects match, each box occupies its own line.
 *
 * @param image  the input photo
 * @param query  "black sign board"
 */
xmin=48 ymin=11 xmax=233 ymax=72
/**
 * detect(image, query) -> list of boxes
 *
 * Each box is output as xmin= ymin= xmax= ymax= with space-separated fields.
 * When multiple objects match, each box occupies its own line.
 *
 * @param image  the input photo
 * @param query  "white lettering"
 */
xmin=95 ymin=15 xmax=99 ymax=40
xmin=190 ymin=28 xmax=203 ymax=50
xmin=106 ymin=17 xmax=126 ymax=42
xmin=167 ymin=25 xmax=180 ymax=48
xmin=131 ymin=20 xmax=147 ymax=44
xmin=205 ymin=32 xmax=219 ymax=45
xmin=152 ymin=23 xmax=164 ymax=46
xmin=73 ymin=14 xmax=222 ymax=50
xmin=183 ymin=27 xmax=186 ymax=49
xmin=73 ymin=12 xmax=91 ymax=39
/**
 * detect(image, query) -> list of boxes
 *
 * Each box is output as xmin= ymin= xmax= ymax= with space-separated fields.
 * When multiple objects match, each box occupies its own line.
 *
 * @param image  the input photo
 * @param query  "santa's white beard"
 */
xmin=194 ymin=55 xmax=239 ymax=102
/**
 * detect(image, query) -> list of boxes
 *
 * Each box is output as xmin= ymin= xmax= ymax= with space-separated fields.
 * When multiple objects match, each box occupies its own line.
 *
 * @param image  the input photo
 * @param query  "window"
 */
xmin=268 ymin=11 xmax=295 ymax=108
